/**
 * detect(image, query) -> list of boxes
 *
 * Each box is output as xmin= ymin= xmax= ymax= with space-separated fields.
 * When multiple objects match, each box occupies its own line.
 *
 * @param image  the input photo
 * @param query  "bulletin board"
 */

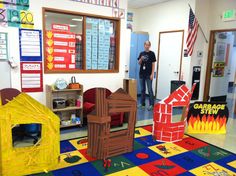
xmin=43 ymin=8 xmax=121 ymax=73
xmin=19 ymin=29 xmax=43 ymax=92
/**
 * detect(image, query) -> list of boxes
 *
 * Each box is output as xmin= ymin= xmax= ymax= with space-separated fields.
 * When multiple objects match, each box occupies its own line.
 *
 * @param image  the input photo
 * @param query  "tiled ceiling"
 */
xmin=128 ymin=0 xmax=173 ymax=9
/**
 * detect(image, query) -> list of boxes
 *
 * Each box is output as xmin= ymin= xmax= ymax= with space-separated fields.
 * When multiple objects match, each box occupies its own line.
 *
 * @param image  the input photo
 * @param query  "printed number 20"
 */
xmin=20 ymin=11 xmax=33 ymax=24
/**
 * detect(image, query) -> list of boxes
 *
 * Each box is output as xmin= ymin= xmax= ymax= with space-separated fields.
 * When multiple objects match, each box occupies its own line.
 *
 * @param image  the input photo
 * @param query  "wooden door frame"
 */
xmin=155 ymin=30 xmax=185 ymax=99
xmin=203 ymin=28 xmax=236 ymax=101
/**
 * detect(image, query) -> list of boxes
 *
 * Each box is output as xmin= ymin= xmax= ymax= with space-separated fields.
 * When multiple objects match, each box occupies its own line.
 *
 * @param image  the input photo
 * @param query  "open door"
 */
xmin=204 ymin=29 xmax=236 ymax=119
xmin=205 ymin=31 xmax=236 ymax=101
xmin=209 ymin=32 xmax=235 ymax=101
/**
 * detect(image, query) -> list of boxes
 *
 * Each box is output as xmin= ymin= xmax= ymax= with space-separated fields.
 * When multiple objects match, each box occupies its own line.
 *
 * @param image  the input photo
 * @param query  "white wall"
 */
xmin=191 ymin=0 xmax=210 ymax=100
xmin=129 ymin=0 xmax=236 ymax=100
xmin=1 ymin=0 xmax=128 ymax=104
xmin=128 ymin=0 xmax=195 ymax=95
xmin=194 ymin=0 xmax=236 ymax=99
xmin=209 ymin=0 xmax=236 ymax=30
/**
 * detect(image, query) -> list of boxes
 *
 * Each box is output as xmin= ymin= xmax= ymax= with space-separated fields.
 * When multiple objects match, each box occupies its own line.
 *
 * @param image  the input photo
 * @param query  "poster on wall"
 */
xmin=0 ymin=0 xmax=34 ymax=28
xmin=127 ymin=11 xmax=133 ymax=30
xmin=45 ymin=23 xmax=76 ymax=71
xmin=215 ymin=42 xmax=226 ymax=62
xmin=20 ymin=62 xmax=43 ymax=92
xmin=225 ymin=44 xmax=230 ymax=66
xmin=187 ymin=102 xmax=229 ymax=134
xmin=19 ymin=29 xmax=42 ymax=61
xmin=0 ymin=32 xmax=8 ymax=60
xmin=127 ymin=12 xmax=133 ymax=22
xmin=213 ymin=62 xmax=225 ymax=77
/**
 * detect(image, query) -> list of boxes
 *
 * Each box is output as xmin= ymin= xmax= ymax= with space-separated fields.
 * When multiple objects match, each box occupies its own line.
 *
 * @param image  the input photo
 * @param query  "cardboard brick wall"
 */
xmin=153 ymin=84 xmax=196 ymax=142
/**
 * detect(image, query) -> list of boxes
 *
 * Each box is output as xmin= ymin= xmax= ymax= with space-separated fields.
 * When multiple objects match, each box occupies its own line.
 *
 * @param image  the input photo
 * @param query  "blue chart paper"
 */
xmin=91 ymin=19 xmax=99 ymax=69
xmin=86 ymin=46 xmax=92 ymax=69
xmin=98 ymin=19 xmax=105 ymax=70
xmin=86 ymin=17 xmax=111 ymax=70
xmin=19 ymin=29 xmax=42 ymax=61
xmin=86 ymin=26 xmax=92 ymax=69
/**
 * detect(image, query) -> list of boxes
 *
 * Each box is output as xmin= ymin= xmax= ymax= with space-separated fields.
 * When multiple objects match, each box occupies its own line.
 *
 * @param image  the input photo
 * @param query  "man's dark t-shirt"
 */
xmin=138 ymin=51 xmax=156 ymax=78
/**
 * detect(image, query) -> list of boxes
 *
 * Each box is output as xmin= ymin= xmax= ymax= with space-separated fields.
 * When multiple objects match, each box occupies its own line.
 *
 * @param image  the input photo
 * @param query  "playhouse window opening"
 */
xmin=12 ymin=123 xmax=42 ymax=148
xmin=172 ymin=107 xmax=185 ymax=122
xmin=110 ymin=112 xmax=129 ymax=133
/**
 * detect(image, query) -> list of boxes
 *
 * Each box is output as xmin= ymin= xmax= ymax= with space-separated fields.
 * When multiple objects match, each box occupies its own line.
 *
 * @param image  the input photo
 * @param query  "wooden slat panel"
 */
xmin=109 ymin=138 xmax=130 ymax=146
xmin=109 ymin=108 xmax=135 ymax=113
xmin=110 ymin=130 xmax=128 ymax=138
xmin=107 ymin=99 xmax=135 ymax=105
xmin=87 ymin=115 xmax=111 ymax=123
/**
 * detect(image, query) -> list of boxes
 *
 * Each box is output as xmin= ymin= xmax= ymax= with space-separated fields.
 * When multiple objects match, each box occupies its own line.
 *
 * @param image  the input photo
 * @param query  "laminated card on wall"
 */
xmin=0 ymin=32 xmax=8 ymax=60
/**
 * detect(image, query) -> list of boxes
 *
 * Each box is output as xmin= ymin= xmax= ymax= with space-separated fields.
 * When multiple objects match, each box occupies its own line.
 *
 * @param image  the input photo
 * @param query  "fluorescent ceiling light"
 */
xmin=69 ymin=24 xmax=77 ymax=27
xmin=72 ymin=18 xmax=83 ymax=22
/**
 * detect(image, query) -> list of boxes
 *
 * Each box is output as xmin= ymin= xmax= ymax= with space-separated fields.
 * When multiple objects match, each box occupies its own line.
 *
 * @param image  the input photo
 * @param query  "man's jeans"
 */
xmin=140 ymin=77 xmax=154 ymax=106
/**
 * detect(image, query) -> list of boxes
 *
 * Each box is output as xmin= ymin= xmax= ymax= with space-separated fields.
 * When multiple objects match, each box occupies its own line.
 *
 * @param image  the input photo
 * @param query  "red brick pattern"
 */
xmin=153 ymin=84 xmax=196 ymax=142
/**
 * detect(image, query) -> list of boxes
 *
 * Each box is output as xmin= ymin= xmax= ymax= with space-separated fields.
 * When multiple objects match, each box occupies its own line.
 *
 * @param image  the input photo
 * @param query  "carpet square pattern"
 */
xmin=31 ymin=126 xmax=236 ymax=176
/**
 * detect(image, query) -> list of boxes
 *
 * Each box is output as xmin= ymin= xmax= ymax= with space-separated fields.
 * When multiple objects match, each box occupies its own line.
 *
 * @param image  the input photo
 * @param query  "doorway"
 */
xmin=155 ymin=30 xmax=184 ymax=100
xmin=204 ymin=29 xmax=236 ymax=118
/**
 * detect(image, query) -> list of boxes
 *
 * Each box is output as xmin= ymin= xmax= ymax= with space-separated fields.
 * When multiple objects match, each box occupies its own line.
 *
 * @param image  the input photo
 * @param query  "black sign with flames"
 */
xmin=187 ymin=102 xmax=229 ymax=134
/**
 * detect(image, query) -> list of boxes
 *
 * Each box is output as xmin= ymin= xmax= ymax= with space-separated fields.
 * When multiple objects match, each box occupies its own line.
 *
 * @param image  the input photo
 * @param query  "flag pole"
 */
xmin=188 ymin=4 xmax=208 ymax=43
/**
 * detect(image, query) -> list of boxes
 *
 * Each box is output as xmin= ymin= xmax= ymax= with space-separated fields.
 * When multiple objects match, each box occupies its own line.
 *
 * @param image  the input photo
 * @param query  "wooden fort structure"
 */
xmin=87 ymin=88 xmax=136 ymax=159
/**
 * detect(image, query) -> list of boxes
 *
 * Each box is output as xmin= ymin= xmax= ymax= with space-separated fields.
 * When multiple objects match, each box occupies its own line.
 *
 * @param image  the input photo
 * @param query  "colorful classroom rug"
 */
xmin=31 ymin=126 xmax=236 ymax=176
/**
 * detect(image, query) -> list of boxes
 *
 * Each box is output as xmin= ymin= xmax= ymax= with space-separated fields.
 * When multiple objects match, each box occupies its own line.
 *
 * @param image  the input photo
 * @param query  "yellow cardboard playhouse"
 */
xmin=0 ymin=93 xmax=60 ymax=176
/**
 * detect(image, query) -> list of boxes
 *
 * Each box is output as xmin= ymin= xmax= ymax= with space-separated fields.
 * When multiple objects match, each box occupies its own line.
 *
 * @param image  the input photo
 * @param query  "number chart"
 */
xmin=0 ymin=0 xmax=34 ymax=28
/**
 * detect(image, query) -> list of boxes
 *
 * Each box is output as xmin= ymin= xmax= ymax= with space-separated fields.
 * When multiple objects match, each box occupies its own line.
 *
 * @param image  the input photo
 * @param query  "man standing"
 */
xmin=138 ymin=41 xmax=156 ymax=110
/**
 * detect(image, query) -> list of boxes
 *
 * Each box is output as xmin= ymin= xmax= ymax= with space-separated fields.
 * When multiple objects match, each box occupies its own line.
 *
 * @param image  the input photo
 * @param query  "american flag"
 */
xmin=186 ymin=8 xmax=199 ymax=56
